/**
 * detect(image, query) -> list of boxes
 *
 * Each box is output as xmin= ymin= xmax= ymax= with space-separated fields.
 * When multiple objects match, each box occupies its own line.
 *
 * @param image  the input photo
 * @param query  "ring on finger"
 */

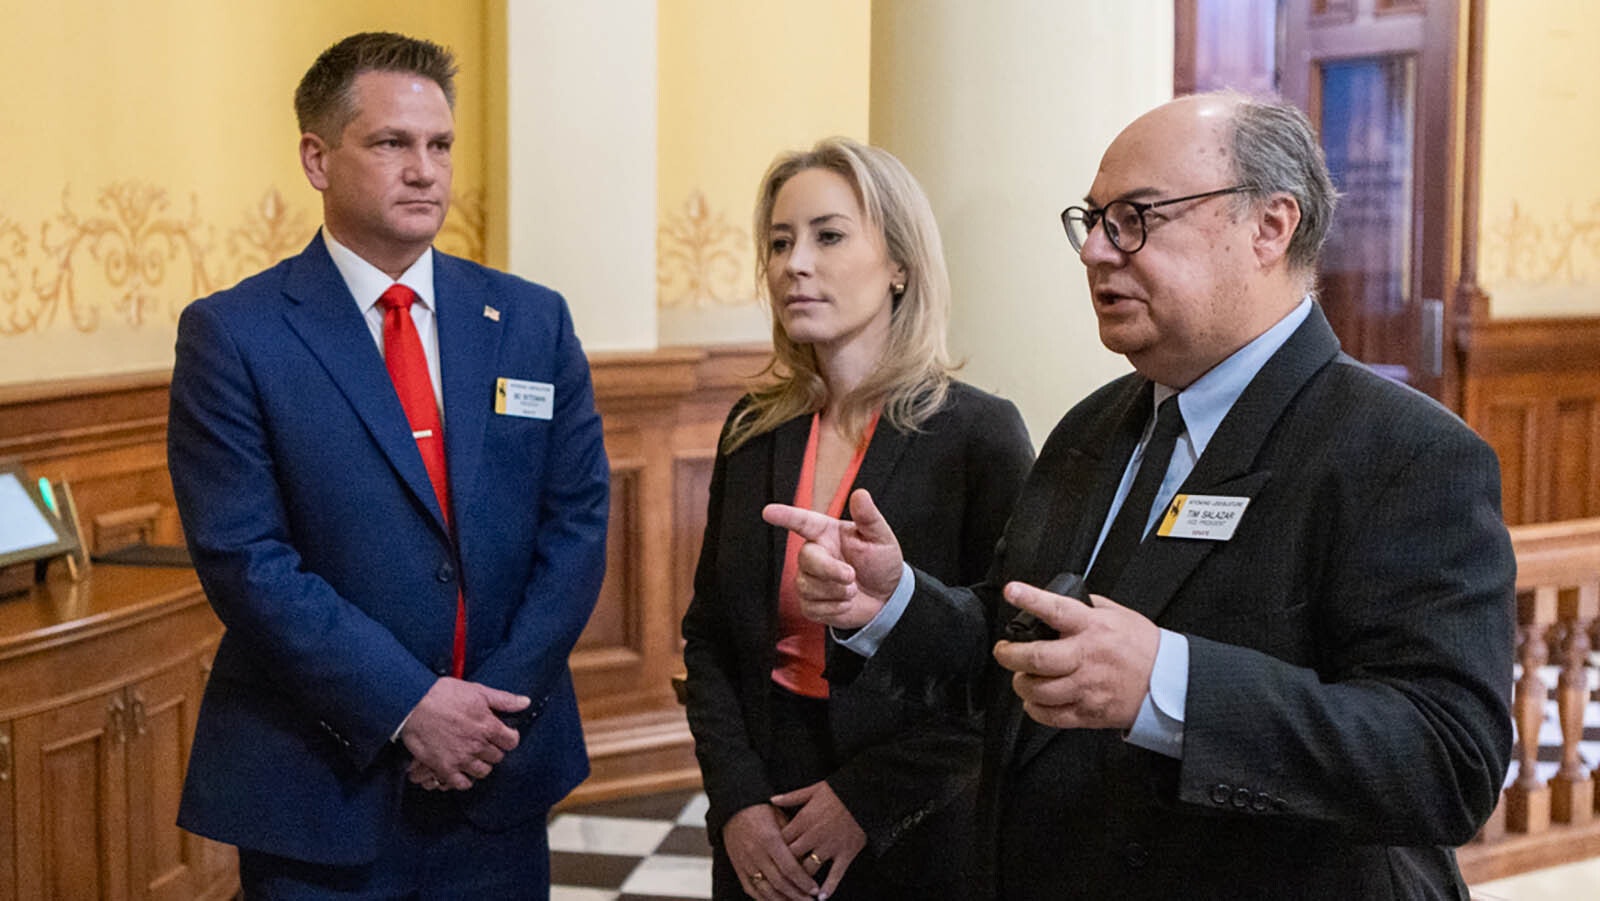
xmin=806 ymin=851 xmax=823 ymax=867
xmin=750 ymin=870 xmax=765 ymax=882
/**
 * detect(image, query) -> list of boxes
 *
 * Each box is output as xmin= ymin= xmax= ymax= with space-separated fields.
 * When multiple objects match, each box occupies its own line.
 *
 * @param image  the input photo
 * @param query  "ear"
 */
xmin=300 ymin=133 xmax=331 ymax=192
xmin=1252 ymin=193 xmax=1300 ymax=269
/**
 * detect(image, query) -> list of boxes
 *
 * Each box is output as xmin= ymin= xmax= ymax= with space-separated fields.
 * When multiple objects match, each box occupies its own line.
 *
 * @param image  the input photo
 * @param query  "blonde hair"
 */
xmin=723 ymin=137 xmax=955 ymax=453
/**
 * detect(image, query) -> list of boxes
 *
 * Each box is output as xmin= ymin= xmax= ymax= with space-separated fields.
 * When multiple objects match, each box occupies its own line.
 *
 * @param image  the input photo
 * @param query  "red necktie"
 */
xmin=379 ymin=284 xmax=466 ymax=678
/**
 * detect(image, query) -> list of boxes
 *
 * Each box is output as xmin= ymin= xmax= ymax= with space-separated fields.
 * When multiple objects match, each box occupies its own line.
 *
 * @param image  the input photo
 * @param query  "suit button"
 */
xmin=1210 ymin=784 xmax=1231 ymax=805
xmin=1124 ymin=842 xmax=1148 ymax=869
xmin=1232 ymin=787 xmax=1252 ymax=809
xmin=1251 ymin=793 xmax=1269 ymax=812
xmin=436 ymin=563 xmax=454 ymax=583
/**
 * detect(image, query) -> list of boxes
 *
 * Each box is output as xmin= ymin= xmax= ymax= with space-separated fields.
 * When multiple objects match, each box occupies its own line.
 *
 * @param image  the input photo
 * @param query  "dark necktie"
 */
xmin=378 ymin=284 xmax=466 ymax=677
xmin=1085 ymin=393 xmax=1186 ymax=597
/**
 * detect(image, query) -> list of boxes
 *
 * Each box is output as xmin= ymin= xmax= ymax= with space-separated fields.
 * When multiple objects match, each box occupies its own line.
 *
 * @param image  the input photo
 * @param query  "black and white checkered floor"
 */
xmin=549 ymin=789 xmax=713 ymax=900
xmin=547 ymin=666 xmax=1600 ymax=901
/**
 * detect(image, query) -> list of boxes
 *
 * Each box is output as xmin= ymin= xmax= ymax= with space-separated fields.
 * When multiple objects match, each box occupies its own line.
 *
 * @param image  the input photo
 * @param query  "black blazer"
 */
xmin=682 ymin=381 xmax=1033 ymax=887
xmin=876 ymin=306 xmax=1515 ymax=900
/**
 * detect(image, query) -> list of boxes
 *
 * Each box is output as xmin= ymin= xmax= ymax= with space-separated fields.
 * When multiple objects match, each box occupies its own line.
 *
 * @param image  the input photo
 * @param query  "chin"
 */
xmin=1097 ymin=328 xmax=1139 ymax=358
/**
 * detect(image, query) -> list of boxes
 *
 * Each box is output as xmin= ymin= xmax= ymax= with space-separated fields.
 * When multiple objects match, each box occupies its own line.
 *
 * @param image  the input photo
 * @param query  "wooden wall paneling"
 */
xmin=1476 ymin=395 xmax=1537 ymax=526
xmin=572 ymin=458 xmax=645 ymax=681
xmin=1461 ymin=317 xmax=1600 ymax=524
xmin=1552 ymin=397 xmax=1600 ymax=521
xmin=0 ymin=343 xmax=773 ymax=809
xmin=565 ymin=344 xmax=767 ymax=804
xmin=671 ymin=451 xmax=716 ymax=642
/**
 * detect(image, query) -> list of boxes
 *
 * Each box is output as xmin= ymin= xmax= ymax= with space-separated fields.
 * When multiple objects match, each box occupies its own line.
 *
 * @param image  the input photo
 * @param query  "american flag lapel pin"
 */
xmin=483 ymin=305 xmax=501 ymax=322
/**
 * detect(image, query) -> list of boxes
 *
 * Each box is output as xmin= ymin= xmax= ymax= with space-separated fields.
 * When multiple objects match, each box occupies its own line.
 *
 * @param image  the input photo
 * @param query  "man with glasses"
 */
xmin=765 ymin=92 xmax=1512 ymax=899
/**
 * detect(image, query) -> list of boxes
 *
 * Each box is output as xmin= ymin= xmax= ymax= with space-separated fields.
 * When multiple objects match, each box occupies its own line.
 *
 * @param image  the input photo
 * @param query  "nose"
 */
xmin=1078 ymin=217 xmax=1124 ymax=267
xmin=783 ymin=237 xmax=814 ymax=277
xmin=404 ymin=148 xmax=437 ymax=186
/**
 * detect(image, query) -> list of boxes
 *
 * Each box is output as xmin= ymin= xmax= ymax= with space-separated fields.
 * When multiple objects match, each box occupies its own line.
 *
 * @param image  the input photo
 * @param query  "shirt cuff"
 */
xmin=391 ymin=709 xmax=414 ymax=743
xmin=1124 ymin=628 xmax=1189 ymax=759
xmin=832 ymin=562 xmax=916 ymax=658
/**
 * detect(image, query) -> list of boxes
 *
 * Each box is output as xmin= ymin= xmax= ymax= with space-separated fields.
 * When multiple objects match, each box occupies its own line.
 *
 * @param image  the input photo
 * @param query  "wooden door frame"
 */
xmin=1173 ymin=0 xmax=1477 ymax=411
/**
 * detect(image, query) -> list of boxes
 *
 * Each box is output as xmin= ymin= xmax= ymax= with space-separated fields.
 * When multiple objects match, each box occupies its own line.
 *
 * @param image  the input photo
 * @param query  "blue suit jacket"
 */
xmin=168 ymin=235 xmax=609 ymax=865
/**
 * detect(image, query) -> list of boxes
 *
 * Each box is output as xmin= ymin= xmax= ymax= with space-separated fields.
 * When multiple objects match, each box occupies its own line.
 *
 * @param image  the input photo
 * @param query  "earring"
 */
xmin=891 ymin=282 xmax=906 ymax=297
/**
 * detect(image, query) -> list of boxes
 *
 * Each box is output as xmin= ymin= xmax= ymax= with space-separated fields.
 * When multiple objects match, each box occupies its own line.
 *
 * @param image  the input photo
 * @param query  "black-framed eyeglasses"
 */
xmin=1061 ymin=185 xmax=1251 ymax=255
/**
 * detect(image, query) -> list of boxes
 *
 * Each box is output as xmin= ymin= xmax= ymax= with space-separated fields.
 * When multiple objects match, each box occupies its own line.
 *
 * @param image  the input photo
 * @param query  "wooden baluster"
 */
xmin=1551 ymin=586 xmax=1595 ymax=824
xmin=1506 ymin=587 xmax=1557 ymax=834
xmin=1587 ymin=581 xmax=1600 ymax=816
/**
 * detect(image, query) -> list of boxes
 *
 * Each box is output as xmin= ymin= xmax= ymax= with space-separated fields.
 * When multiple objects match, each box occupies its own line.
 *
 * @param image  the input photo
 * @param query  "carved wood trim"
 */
xmin=1460 ymin=317 xmax=1600 ymax=375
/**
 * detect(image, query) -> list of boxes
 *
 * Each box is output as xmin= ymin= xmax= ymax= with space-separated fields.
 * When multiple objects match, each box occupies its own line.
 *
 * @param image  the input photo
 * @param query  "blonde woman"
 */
xmin=682 ymin=138 xmax=1033 ymax=901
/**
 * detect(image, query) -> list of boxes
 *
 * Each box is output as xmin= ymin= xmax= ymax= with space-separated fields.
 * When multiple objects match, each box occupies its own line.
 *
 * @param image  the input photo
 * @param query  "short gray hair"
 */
xmin=1227 ymin=94 xmax=1338 ymax=273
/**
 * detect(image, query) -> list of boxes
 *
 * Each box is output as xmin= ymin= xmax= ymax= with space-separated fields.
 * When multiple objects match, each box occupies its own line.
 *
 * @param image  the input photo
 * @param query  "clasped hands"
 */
xmin=724 ymin=781 xmax=865 ymax=901
xmin=400 ymin=677 xmax=529 ymax=791
xmin=762 ymin=489 xmax=1160 ymax=730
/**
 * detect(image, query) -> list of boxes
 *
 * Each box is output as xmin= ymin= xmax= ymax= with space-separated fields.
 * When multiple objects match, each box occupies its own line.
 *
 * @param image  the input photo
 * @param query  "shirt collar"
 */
xmin=1154 ymin=297 xmax=1313 ymax=457
xmin=322 ymin=228 xmax=436 ymax=314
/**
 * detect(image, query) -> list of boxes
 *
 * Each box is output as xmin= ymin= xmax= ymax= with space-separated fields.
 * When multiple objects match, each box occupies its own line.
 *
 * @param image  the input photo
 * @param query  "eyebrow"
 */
xmin=770 ymin=212 xmax=853 ymax=231
xmin=1082 ymin=186 xmax=1164 ymax=207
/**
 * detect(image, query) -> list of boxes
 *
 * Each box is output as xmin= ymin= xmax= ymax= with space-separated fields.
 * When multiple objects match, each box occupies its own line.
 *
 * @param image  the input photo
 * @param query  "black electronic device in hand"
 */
xmin=1003 ymin=572 xmax=1087 ymax=643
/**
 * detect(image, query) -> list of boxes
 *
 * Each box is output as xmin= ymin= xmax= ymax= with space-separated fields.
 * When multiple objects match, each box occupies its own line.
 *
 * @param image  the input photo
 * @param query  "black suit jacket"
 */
xmin=681 ymin=381 xmax=1033 ymax=887
xmin=876 ymin=306 xmax=1515 ymax=900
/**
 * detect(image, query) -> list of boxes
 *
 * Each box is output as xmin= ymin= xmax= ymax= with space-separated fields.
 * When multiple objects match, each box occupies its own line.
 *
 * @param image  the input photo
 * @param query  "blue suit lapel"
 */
xmin=435 ymin=252 xmax=504 ymax=523
xmin=279 ymin=236 xmax=448 ymax=534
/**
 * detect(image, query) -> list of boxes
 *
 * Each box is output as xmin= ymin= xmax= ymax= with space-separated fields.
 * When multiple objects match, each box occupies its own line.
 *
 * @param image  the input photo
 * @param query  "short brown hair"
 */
xmin=294 ymin=32 xmax=458 ymax=142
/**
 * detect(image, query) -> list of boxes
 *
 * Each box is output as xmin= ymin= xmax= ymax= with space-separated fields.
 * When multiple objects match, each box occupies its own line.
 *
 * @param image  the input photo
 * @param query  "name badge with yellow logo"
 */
xmin=494 ymin=378 xmax=554 ymax=420
xmin=1157 ymin=494 xmax=1249 ymax=541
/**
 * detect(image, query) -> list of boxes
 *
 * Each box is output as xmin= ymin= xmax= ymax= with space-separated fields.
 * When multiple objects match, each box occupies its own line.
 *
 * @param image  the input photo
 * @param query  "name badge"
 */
xmin=1156 ymin=494 xmax=1249 ymax=541
xmin=495 ymin=378 xmax=553 ymax=420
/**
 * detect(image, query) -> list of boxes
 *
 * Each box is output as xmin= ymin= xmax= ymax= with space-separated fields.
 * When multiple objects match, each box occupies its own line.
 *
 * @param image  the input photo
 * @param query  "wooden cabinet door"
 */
xmin=123 ymin=655 xmax=208 ymax=901
xmin=11 ymin=688 xmax=131 ymax=901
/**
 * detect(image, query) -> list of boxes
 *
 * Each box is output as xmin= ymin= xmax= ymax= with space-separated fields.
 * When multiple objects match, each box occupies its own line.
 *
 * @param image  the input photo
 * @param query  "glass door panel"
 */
xmin=1317 ymin=55 xmax=1418 ymax=384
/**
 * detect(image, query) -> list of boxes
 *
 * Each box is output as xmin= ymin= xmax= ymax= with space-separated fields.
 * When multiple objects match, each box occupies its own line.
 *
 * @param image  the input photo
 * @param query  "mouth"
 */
xmin=1093 ymin=288 xmax=1142 ymax=311
xmin=784 ymin=293 xmax=825 ymax=307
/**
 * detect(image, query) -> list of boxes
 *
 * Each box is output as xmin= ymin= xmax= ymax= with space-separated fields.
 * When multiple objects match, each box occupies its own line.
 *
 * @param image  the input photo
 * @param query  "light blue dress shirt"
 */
xmin=839 ymin=298 xmax=1314 ymax=760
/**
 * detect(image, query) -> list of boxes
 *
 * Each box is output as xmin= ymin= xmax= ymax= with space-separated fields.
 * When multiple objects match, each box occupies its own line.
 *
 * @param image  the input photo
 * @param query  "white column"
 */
xmin=870 ymin=1 xmax=1174 ymax=443
xmin=503 ymin=1 xmax=657 ymax=350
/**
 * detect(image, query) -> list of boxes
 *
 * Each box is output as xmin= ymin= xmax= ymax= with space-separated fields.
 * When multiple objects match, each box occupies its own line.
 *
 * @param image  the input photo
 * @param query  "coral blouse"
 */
xmin=770 ymin=410 xmax=882 ymax=699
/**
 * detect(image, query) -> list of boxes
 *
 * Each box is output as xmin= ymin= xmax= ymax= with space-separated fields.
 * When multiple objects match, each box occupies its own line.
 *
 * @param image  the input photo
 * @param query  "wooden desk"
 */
xmin=0 ymin=565 xmax=236 ymax=901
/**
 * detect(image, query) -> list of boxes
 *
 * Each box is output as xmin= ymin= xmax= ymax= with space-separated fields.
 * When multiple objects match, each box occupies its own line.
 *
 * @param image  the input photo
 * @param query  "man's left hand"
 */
xmin=992 ymin=581 xmax=1161 ymax=730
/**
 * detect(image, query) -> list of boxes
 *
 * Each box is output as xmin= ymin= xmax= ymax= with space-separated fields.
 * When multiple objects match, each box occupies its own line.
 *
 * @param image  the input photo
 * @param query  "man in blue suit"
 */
xmin=167 ymin=32 xmax=609 ymax=898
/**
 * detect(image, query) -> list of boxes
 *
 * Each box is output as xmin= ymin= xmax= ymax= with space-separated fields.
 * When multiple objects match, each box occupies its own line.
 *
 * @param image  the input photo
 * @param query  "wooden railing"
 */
xmin=1459 ymin=517 xmax=1600 ymax=883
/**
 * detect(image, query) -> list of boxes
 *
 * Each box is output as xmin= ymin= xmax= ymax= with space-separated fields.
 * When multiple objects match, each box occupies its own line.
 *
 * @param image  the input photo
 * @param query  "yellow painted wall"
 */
xmin=1478 ymin=0 xmax=1600 ymax=317
xmin=0 ymin=1 xmax=490 ymax=385
xmin=655 ymin=0 xmax=871 ymax=346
